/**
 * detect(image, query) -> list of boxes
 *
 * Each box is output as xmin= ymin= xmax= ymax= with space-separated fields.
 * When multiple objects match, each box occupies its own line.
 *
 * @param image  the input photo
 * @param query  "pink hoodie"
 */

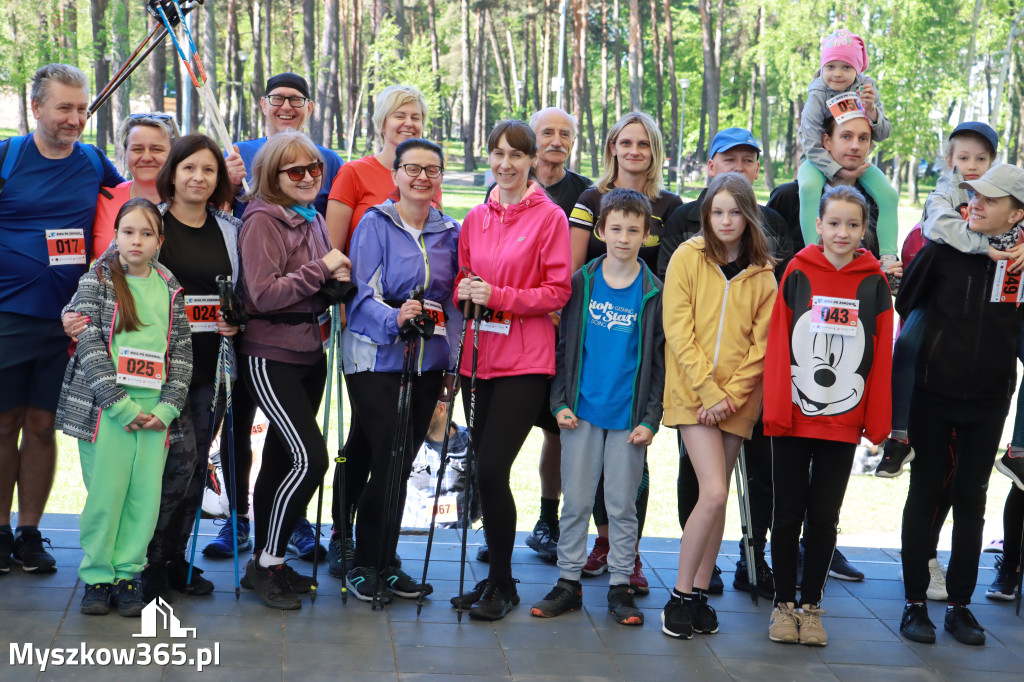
xmin=454 ymin=181 xmax=572 ymax=379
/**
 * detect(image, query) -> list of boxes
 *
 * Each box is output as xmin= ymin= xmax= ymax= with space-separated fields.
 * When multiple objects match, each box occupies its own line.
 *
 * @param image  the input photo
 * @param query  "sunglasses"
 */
xmin=278 ymin=162 xmax=324 ymax=182
xmin=129 ymin=113 xmax=175 ymax=122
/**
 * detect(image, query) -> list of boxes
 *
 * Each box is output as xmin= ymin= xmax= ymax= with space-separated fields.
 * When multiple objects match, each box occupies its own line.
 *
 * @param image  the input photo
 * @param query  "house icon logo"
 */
xmin=133 ymin=597 xmax=197 ymax=639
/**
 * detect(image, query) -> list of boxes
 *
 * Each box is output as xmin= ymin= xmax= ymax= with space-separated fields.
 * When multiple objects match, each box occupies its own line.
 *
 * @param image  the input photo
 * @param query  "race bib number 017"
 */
xmin=185 ymin=295 xmax=220 ymax=332
xmin=991 ymin=260 xmax=1024 ymax=303
xmin=46 ymin=229 xmax=87 ymax=266
xmin=116 ymin=347 xmax=165 ymax=390
xmin=809 ymin=296 xmax=859 ymax=336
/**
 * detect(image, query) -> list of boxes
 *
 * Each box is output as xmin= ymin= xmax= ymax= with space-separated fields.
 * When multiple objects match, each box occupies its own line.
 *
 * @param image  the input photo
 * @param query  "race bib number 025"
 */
xmin=46 ymin=229 xmax=87 ymax=266
xmin=991 ymin=260 xmax=1024 ymax=303
xmin=116 ymin=347 xmax=165 ymax=390
xmin=809 ymin=296 xmax=859 ymax=336
xmin=185 ymin=295 xmax=220 ymax=332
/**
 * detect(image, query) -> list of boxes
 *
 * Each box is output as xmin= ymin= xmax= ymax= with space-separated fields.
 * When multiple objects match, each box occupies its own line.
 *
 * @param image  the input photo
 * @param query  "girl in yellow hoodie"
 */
xmin=661 ymin=172 xmax=778 ymax=640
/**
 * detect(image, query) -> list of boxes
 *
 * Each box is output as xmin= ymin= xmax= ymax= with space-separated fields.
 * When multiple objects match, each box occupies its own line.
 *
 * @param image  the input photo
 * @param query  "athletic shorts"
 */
xmin=533 ymin=377 xmax=559 ymax=435
xmin=0 ymin=312 xmax=72 ymax=412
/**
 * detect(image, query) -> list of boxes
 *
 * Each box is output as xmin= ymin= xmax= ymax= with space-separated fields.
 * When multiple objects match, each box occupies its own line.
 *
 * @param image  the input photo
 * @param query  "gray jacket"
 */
xmin=550 ymin=256 xmax=665 ymax=432
xmin=921 ymin=166 xmax=1019 ymax=254
xmin=799 ymin=73 xmax=891 ymax=180
xmin=55 ymin=259 xmax=193 ymax=443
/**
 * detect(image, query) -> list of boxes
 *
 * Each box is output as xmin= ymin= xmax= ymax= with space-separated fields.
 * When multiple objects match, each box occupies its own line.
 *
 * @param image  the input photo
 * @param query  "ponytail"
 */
xmin=100 ymin=198 xmax=164 ymax=333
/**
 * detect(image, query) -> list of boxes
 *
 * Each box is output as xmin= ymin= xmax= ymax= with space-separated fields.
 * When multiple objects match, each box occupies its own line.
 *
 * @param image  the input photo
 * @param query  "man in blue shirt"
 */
xmin=0 ymin=64 xmax=123 ymax=575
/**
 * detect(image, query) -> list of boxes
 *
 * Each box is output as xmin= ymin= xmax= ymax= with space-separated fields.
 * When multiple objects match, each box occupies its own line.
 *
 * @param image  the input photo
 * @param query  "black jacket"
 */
xmin=767 ymin=180 xmax=880 ymax=259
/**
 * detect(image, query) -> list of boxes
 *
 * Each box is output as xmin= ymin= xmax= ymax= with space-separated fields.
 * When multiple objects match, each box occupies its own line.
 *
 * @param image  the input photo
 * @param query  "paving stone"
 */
xmin=395 ymin=644 xmax=510 ymax=676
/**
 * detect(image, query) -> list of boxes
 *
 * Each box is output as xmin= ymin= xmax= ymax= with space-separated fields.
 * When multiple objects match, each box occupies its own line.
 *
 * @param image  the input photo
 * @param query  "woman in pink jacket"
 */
xmin=451 ymin=120 xmax=573 ymax=620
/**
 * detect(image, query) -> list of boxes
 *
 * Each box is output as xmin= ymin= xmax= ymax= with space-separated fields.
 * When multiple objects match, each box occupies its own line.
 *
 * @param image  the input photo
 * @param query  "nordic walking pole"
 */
xmin=1017 ymin=518 xmax=1023 ymax=616
xmin=457 ymin=300 xmax=484 ymax=624
xmin=221 ymin=336 xmax=241 ymax=599
xmin=733 ymin=445 xmax=758 ymax=605
xmin=311 ymin=304 xmax=339 ymax=604
xmin=334 ymin=312 xmax=348 ymax=604
xmin=417 ymin=311 xmax=472 ymax=615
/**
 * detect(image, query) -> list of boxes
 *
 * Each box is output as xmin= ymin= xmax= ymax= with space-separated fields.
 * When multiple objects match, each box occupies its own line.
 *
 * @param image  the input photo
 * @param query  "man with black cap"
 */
xmin=659 ymin=127 xmax=792 ymax=600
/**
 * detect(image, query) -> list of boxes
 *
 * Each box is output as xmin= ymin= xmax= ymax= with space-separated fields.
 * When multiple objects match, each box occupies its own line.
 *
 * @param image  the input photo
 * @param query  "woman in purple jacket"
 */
xmin=238 ymin=130 xmax=351 ymax=610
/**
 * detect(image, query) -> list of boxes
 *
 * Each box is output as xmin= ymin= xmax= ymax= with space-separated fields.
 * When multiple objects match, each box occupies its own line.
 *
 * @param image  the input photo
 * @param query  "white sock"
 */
xmin=258 ymin=551 xmax=284 ymax=568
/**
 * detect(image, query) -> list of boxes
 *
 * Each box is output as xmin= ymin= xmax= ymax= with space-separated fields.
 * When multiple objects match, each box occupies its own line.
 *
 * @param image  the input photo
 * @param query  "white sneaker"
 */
xmin=926 ymin=558 xmax=947 ymax=601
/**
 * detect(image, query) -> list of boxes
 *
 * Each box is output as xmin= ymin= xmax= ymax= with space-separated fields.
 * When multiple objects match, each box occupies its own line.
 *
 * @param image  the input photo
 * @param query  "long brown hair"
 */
xmin=98 ymin=198 xmax=164 ymax=333
xmin=699 ymin=172 xmax=774 ymax=268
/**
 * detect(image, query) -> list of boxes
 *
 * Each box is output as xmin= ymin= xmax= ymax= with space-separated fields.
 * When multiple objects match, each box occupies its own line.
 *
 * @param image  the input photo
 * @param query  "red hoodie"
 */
xmin=763 ymin=245 xmax=893 ymax=444
xmin=454 ymin=182 xmax=572 ymax=379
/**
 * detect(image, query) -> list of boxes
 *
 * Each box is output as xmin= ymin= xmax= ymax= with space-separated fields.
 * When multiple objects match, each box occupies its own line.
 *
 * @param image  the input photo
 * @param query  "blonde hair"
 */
xmin=373 ymin=85 xmax=429 ymax=149
xmin=117 ymin=113 xmax=181 ymax=152
xmin=247 ymin=129 xmax=324 ymax=206
xmin=596 ymin=111 xmax=664 ymax=200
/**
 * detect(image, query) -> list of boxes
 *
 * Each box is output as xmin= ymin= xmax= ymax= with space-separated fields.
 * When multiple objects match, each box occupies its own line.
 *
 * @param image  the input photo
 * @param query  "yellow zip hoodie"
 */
xmin=662 ymin=236 xmax=778 ymax=438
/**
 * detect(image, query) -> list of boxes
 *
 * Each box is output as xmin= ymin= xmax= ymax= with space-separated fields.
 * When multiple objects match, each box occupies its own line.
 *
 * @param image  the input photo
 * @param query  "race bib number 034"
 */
xmin=991 ymin=260 xmax=1024 ymax=303
xmin=185 ymin=295 xmax=220 ymax=332
xmin=46 ymin=229 xmax=87 ymax=266
xmin=116 ymin=347 xmax=165 ymax=390
xmin=809 ymin=296 xmax=859 ymax=336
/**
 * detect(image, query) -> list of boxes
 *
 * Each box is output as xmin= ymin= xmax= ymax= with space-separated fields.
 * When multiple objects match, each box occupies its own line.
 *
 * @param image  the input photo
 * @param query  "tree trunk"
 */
xmin=528 ymin=0 xmax=540 ymax=111
xmin=202 ymin=0 xmax=219 ymax=125
xmin=505 ymin=18 xmax=523 ymax=116
xmin=613 ymin=0 xmax=621 ymax=120
xmin=788 ymin=97 xmax=802 ymax=174
xmin=149 ymin=14 xmax=167 ymax=113
xmin=111 ymin=0 xmax=131 ymax=168
xmin=600 ymin=0 xmax=609 ymax=142
xmin=755 ymin=6 xmax=774 ymax=191
xmin=696 ymin=79 xmax=707 ymax=163
xmin=91 ymin=0 xmax=110 ymax=154
xmin=172 ymin=38 xmax=183 ymax=127
xmin=627 ymin=0 xmax=641 ymax=110
xmin=570 ymin=0 xmax=586 ymax=172
xmin=264 ymin=0 xmax=272 ymax=77
xmin=303 ymin=0 xmax=316 ymax=94
xmin=61 ymin=0 xmax=78 ymax=57
xmin=314 ymin=0 xmax=339 ymax=147
xmin=909 ymin=154 xmax=920 ymax=205
xmin=540 ymin=1 xmax=551 ymax=106
xmin=9 ymin=6 xmax=30 ymax=135
xmin=427 ymin=0 xmax=443 ymax=138
xmin=250 ymin=0 xmax=265 ymax=136
xmin=461 ymin=0 xmax=476 ymax=170
xmin=224 ymin=0 xmax=240 ymax=139
xmin=649 ymin=0 xmax=663 ymax=131
xmin=698 ymin=0 xmax=721 ymax=145
xmin=664 ymin=0 xmax=678 ymax=184
xmin=473 ymin=8 xmax=488 ymax=155
xmin=393 ymin=0 xmax=407 ymax=56
xmin=489 ymin=19 xmax=513 ymax=113
xmin=961 ymin=0 xmax=983 ymax=124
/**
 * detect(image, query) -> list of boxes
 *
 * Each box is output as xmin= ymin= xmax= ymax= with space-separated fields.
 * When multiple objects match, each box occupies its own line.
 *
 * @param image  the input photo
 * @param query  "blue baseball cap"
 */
xmin=709 ymin=127 xmax=761 ymax=159
xmin=950 ymin=122 xmax=998 ymax=155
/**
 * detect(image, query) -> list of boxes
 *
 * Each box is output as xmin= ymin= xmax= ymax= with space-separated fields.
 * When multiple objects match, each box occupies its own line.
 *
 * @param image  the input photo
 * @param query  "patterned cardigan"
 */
xmin=55 ymin=258 xmax=193 ymax=443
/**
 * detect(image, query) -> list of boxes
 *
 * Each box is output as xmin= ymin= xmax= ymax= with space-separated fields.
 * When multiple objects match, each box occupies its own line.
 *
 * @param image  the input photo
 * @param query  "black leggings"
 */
xmin=1004 ymin=486 xmax=1024 ymax=569
xmin=771 ymin=436 xmax=856 ymax=606
xmin=347 ymin=370 xmax=443 ymax=568
xmin=221 ymin=377 xmax=257 ymax=516
xmin=463 ymin=374 xmax=548 ymax=585
xmin=330 ymin=377 xmax=374 ymax=541
xmin=243 ymin=355 xmax=329 ymax=558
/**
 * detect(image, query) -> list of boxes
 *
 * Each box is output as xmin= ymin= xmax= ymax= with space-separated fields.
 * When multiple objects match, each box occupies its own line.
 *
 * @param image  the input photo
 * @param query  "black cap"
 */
xmin=264 ymin=73 xmax=311 ymax=101
xmin=950 ymin=121 xmax=998 ymax=155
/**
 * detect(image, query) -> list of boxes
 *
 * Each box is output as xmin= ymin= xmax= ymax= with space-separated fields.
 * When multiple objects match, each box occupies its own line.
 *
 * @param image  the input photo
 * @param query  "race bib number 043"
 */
xmin=185 ymin=295 xmax=220 ymax=332
xmin=46 ymin=229 xmax=87 ymax=266
xmin=116 ymin=347 xmax=165 ymax=390
xmin=809 ymin=296 xmax=859 ymax=336
xmin=991 ymin=260 xmax=1024 ymax=303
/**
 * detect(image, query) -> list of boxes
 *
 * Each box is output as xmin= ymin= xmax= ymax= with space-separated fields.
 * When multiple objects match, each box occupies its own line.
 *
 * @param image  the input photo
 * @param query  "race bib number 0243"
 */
xmin=809 ymin=296 xmax=859 ymax=336
xmin=116 ymin=347 xmax=165 ymax=390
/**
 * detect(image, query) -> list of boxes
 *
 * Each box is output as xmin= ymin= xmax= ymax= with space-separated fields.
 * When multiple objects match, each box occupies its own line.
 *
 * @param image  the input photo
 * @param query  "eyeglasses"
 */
xmin=278 ymin=162 xmax=324 ymax=182
xmin=399 ymin=163 xmax=443 ymax=179
xmin=265 ymin=94 xmax=311 ymax=107
xmin=128 ymin=113 xmax=175 ymax=122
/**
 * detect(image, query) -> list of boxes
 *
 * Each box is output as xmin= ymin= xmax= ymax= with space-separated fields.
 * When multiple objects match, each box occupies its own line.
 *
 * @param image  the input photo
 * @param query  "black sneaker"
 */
xmin=874 ymin=439 xmax=915 ymax=478
xmin=986 ymin=554 xmax=1018 ymax=601
xmin=243 ymin=556 xmax=302 ymax=610
xmin=607 ymin=584 xmax=643 ymax=625
xmin=469 ymin=580 xmax=519 ymax=621
xmin=12 ymin=529 xmax=57 ymax=574
xmin=996 ymin=451 xmax=1024 ymax=491
xmin=734 ymin=556 xmax=775 ymax=599
xmin=476 ymin=544 xmax=490 ymax=563
xmin=530 ymin=578 xmax=582 ymax=618
xmin=661 ymin=594 xmax=693 ymax=639
xmin=708 ymin=564 xmax=724 ymax=595
xmin=287 ymin=518 xmax=326 ymax=562
xmin=384 ymin=565 xmax=432 ymax=599
xmin=81 ymin=583 xmax=113 ymax=615
xmin=828 ymin=548 xmax=864 ymax=581
xmin=241 ymin=558 xmax=313 ymax=594
xmin=525 ymin=519 xmax=559 ymax=562
xmin=690 ymin=594 xmax=719 ymax=634
xmin=345 ymin=565 xmax=391 ymax=604
xmin=899 ymin=602 xmax=936 ymax=643
xmin=0 ymin=528 xmax=13 ymax=575
xmin=944 ymin=604 xmax=985 ymax=645
xmin=141 ymin=563 xmax=169 ymax=602
xmin=450 ymin=578 xmax=488 ymax=609
xmin=166 ymin=557 xmax=215 ymax=595
xmin=112 ymin=579 xmax=145 ymax=617
xmin=326 ymin=535 xmax=354 ymax=578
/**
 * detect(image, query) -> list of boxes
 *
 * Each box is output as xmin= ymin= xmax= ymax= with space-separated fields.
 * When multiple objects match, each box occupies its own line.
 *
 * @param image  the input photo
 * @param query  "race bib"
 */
xmin=115 ymin=347 xmax=165 ymax=390
xmin=809 ymin=296 xmax=859 ymax=336
xmin=431 ymin=494 xmax=459 ymax=524
xmin=476 ymin=308 xmax=512 ymax=335
xmin=826 ymin=92 xmax=866 ymax=125
xmin=422 ymin=299 xmax=446 ymax=333
xmin=185 ymin=295 xmax=220 ymax=332
xmin=991 ymin=260 xmax=1024 ymax=303
xmin=318 ymin=311 xmax=331 ymax=352
xmin=46 ymin=229 xmax=87 ymax=266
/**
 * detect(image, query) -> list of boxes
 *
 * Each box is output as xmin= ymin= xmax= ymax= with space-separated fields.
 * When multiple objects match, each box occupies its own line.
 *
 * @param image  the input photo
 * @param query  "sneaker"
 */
xmin=690 ymin=594 xmax=719 ymax=634
xmin=734 ymin=556 xmax=774 ymax=600
xmin=944 ymin=604 xmax=985 ymax=645
xmin=111 ymin=579 xmax=145 ymax=617
xmin=768 ymin=601 xmax=800 ymax=643
xmin=530 ymin=578 xmax=583 ymax=618
xmin=12 ymin=529 xmax=57 ymax=573
xmin=709 ymin=564 xmax=724 ymax=595
xmin=986 ymin=553 xmax=1018 ymax=601
xmin=996 ymin=450 xmax=1024 ymax=491
xmin=582 ymin=536 xmax=609 ymax=576
xmin=900 ymin=602 xmax=936 ymax=643
xmin=241 ymin=558 xmax=313 ymax=594
xmin=985 ymin=538 xmax=1004 ymax=554
xmin=798 ymin=603 xmax=827 ymax=646
xmin=828 ymin=548 xmax=864 ymax=581
xmin=607 ymin=584 xmax=643 ymax=625
xmin=476 ymin=543 xmax=490 ymax=563
xmin=926 ymin=558 xmax=948 ymax=601
xmin=451 ymin=578 xmax=489 ymax=609
xmin=0 ymin=528 xmax=13 ymax=575
xmin=326 ymin=535 xmax=354 ymax=578
xmin=345 ymin=565 xmax=390 ymax=604
xmin=141 ymin=563 xmax=169 ymax=602
xmin=874 ymin=438 xmax=915 ymax=477
xmin=81 ymin=583 xmax=113 ymax=615
xmin=166 ymin=557 xmax=215 ymax=595
xmin=384 ymin=565 xmax=432 ymax=599
xmin=661 ymin=594 xmax=693 ymax=639
xmin=469 ymin=580 xmax=519 ymax=621
xmin=243 ymin=556 xmax=302 ymax=609
xmin=203 ymin=517 xmax=253 ymax=558
xmin=629 ymin=554 xmax=650 ymax=595
xmin=525 ymin=519 xmax=559 ymax=562
xmin=287 ymin=519 xmax=326 ymax=562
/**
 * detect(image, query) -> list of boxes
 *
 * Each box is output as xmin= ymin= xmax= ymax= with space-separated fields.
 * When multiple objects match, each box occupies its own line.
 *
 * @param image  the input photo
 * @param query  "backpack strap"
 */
xmin=0 ymin=135 xmax=28 ymax=199
xmin=80 ymin=144 xmax=105 ymax=182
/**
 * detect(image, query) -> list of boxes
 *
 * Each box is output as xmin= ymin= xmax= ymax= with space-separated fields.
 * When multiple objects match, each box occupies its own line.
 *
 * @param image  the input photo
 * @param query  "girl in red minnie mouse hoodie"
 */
xmin=763 ymin=185 xmax=893 ymax=646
